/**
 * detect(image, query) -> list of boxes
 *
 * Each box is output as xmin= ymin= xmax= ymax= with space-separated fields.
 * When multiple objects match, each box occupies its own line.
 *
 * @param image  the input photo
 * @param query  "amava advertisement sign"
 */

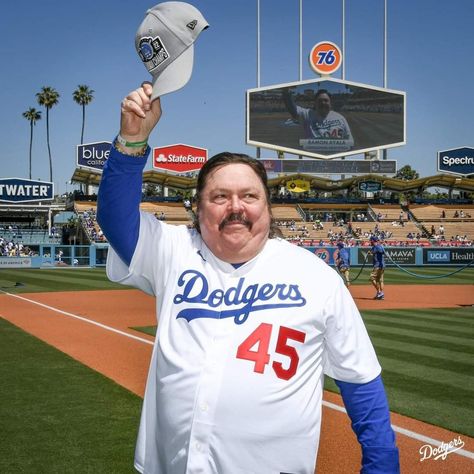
xmin=358 ymin=247 xmax=416 ymax=265
xmin=153 ymin=144 xmax=208 ymax=173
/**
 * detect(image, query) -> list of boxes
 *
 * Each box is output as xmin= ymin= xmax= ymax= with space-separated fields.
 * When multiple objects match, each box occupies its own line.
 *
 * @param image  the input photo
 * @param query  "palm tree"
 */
xmin=72 ymin=85 xmax=94 ymax=144
xmin=22 ymin=107 xmax=42 ymax=179
xmin=36 ymin=86 xmax=60 ymax=182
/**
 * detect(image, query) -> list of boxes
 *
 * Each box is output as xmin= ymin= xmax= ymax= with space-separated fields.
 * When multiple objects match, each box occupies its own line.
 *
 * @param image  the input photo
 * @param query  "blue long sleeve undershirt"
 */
xmin=336 ymin=375 xmax=400 ymax=473
xmin=97 ymin=143 xmax=149 ymax=266
xmin=97 ymin=143 xmax=399 ymax=472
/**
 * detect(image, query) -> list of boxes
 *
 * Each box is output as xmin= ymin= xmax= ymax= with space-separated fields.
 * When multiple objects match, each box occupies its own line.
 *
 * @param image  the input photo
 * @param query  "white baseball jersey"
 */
xmin=107 ymin=212 xmax=381 ymax=474
xmin=296 ymin=106 xmax=354 ymax=153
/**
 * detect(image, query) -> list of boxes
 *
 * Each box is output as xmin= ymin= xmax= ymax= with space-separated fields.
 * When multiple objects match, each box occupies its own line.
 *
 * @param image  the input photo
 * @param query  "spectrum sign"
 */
xmin=437 ymin=146 xmax=474 ymax=176
xmin=153 ymin=144 xmax=208 ymax=173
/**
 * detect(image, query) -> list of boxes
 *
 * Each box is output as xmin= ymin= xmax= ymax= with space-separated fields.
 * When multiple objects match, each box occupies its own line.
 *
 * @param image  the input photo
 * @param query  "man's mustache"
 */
xmin=218 ymin=213 xmax=252 ymax=231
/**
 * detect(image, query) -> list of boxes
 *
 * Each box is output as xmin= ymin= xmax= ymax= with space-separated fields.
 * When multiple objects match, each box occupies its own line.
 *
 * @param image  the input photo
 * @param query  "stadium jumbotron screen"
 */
xmin=247 ymin=78 xmax=406 ymax=159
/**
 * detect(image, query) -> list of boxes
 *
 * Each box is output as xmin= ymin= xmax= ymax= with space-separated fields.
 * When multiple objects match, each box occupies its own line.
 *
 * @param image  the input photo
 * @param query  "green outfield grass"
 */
xmin=0 ymin=317 xmax=140 ymax=473
xmin=0 ymin=265 xmax=473 ymax=295
xmin=349 ymin=264 xmax=474 ymax=285
xmin=0 ymin=267 xmax=128 ymax=293
xmin=324 ymin=306 xmax=474 ymax=437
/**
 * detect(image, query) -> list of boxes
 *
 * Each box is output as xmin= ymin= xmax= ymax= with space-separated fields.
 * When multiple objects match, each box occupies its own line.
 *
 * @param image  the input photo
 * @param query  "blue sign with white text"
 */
xmin=358 ymin=181 xmax=382 ymax=192
xmin=437 ymin=147 xmax=474 ymax=176
xmin=0 ymin=178 xmax=54 ymax=203
xmin=426 ymin=250 xmax=450 ymax=263
xmin=424 ymin=248 xmax=473 ymax=264
xmin=77 ymin=141 xmax=112 ymax=171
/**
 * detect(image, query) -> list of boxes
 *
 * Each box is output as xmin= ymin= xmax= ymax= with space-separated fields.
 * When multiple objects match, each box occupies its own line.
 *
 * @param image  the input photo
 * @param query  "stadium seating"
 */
xmin=408 ymin=204 xmax=474 ymax=222
xmin=71 ymin=200 xmax=474 ymax=248
xmin=408 ymin=204 xmax=474 ymax=244
xmin=74 ymin=201 xmax=194 ymax=243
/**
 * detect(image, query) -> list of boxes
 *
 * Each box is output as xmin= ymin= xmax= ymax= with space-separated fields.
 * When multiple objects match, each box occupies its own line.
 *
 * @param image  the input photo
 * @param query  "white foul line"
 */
xmin=322 ymin=400 xmax=473 ymax=459
xmin=1 ymin=290 xmax=154 ymax=346
xmin=2 ymin=290 xmax=474 ymax=460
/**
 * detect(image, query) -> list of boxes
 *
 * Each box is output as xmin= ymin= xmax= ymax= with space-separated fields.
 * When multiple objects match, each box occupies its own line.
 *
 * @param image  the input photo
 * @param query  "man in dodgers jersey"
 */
xmin=283 ymin=88 xmax=354 ymax=153
xmin=97 ymin=83 xmax=399 ymax=473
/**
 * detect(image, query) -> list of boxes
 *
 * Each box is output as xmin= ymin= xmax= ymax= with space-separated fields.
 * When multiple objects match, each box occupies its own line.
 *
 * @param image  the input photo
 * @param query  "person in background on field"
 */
xmin=335 ymin=241 xmax=351 ymax=287
xmin=369 ymin=235 xmax=385 ymax=300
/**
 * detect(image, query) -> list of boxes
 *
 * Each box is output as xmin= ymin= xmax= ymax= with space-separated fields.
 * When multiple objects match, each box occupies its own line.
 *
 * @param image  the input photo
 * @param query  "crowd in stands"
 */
xmin=436 ymin=236 xmax=473 ymax=246
xmin=355 ymin=225 xmax=394 ymax=241
xmin=271 ymin=203 xmax=474 ymax=247
xmin=5 ymin=199 xmax=472 ymax=252
xmin=428 ymin=223 xmax=472 ymax=245
xmin=81 ymin=208 xmax=106 ymax=242
xmin=0 ymin=223 xmax=59 ymax=255
xmin=0 ymin=237 xmax=36 ymax=257
xmin=441 ymin=209 xmax=472 ymax=219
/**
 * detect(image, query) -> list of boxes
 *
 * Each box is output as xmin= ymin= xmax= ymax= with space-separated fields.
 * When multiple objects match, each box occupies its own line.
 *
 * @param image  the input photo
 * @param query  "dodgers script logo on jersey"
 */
xmin=309 ymin=117 xmax=347 ymax=139
xmin=173 ymin=270 xmax=307 ymax=325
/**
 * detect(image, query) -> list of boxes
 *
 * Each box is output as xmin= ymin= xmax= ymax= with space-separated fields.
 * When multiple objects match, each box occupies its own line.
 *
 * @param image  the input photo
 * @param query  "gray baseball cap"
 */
xmin=135 ymin=2 xmax=209 ymax=100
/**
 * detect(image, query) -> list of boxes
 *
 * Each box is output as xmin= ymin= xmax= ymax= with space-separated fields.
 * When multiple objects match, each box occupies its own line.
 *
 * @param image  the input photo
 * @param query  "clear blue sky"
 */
xmin=1 ymin=0 xmax=473 ymax=195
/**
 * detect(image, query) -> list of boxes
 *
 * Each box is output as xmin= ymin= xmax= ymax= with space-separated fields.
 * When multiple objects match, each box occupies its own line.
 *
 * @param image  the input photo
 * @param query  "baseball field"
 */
xmin=1 ymin=265 xmax=473 ymax=473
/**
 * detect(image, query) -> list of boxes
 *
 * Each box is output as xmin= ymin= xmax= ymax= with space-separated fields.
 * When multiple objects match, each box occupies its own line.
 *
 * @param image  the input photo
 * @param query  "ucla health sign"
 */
xmin=437 ymin=146 xmax=474 ymax=176
xmin=77 ymin=141 xmax=112 ymax=171
xmin=0 ymin=178 xmax=53 ymax=203
xmin=424 ymin=248 xmax=474 ymax=264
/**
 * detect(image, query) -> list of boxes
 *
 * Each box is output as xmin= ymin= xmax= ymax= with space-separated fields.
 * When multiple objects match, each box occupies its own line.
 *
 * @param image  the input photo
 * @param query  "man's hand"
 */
xmin=282 ymin=87 xmax=297 ymax=119
xmin=120 ymin=82 xmax=162 ymax=143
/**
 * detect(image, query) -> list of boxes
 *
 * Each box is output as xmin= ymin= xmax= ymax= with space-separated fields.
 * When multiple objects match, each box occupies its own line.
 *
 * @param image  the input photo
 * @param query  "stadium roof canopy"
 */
xmin=267 ymin=173 xmax=474 ymax=193
xmin=70 ymin=167 xmax=474 ymax=193
xmin=71 ymin=168 xmax=196 ymax=190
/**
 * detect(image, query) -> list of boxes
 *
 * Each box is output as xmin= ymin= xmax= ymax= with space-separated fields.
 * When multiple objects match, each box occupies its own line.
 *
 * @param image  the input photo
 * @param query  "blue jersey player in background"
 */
xmin=369 ymin=236 xmax=385 ymax=300
xmin=335 ymin=241 xmax=351 ymax=287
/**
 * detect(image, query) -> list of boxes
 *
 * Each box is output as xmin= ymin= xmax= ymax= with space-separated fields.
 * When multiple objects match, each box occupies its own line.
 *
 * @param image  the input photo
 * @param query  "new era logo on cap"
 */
xmin=135 ymin=2 xmax=209 ymax=99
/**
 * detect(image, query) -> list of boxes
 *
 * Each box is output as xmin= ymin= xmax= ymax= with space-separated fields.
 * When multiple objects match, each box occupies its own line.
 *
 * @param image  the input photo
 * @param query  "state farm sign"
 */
xmin=153 ymin=144 xmax=208 ymax=173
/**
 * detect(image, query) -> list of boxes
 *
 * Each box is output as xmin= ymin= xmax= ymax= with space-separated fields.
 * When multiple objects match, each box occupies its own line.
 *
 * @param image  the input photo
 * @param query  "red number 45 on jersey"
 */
xmin=236 ymin=323 xmax=306 ymax=381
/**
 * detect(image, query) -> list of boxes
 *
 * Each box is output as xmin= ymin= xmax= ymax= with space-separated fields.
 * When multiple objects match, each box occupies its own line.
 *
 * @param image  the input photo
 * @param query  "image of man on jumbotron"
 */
xmin=283 ymin=86 xmax=354 ymax=154
xmin=369 ymin=235 xmax=386 ymax=300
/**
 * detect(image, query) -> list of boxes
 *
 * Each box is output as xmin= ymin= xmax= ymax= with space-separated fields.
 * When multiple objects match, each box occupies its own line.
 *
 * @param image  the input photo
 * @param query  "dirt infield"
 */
xmin=1 ymin=284 xmax=473 ymax=473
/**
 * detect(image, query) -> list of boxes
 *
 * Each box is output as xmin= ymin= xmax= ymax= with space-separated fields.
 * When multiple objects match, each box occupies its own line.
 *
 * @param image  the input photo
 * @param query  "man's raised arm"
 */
xmin=97 ymin=83 xmax=162 ymax=266
xmin=282 ymin=88 xmax=298 ymax=120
